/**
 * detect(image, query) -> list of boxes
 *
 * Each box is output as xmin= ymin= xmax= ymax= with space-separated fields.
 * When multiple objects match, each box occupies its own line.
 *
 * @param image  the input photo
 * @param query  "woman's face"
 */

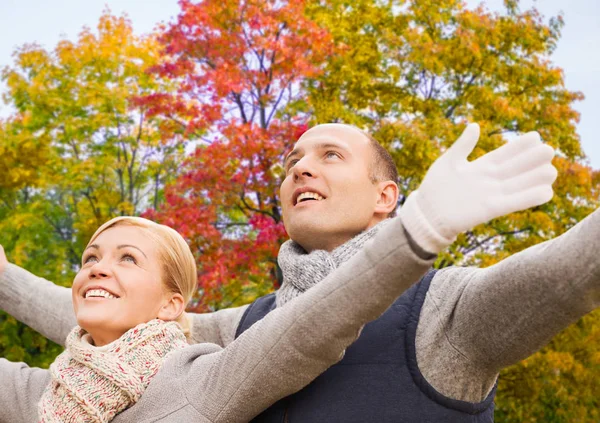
xmin=72 ymin=225 xmax=171 ymax=346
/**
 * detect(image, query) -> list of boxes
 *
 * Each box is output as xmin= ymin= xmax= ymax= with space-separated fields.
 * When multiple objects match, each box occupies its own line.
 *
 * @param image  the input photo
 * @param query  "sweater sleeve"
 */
xmin=0 ymin=359 xmax=51 ymax=423
xmin=0 ymin=261 xmax=247 ymax=349
xmin=187 ymin=305 xmax=248 ymax=347
xmin=416 ymin=207 xmax=600 ymax=402
xmin=178 ymin=216 xmax=436 ymax=422
xmin=0 ymin=264 xmax=75 ymax=346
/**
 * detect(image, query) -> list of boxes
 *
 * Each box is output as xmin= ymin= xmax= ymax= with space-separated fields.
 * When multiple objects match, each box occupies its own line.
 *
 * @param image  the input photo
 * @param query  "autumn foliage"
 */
xmin=140 ymin=0 xmax=333 ymax=309
xmin=0 ymin=12 xmax=183 ymax=366
xmin=0 ymin=0 xmax=598 ymax=420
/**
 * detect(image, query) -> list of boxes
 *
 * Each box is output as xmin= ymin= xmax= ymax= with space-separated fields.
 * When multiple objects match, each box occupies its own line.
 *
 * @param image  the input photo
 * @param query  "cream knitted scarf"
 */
xmin=276 ymin=219 xmax=391 ymax=306
xmin=38 ymin=319 xmax=188 ymax=423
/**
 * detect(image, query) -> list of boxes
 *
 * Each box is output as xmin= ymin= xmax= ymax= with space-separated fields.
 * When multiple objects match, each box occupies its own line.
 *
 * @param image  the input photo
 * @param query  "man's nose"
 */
xmin=292 ymin=156 xmax=316 ymax=180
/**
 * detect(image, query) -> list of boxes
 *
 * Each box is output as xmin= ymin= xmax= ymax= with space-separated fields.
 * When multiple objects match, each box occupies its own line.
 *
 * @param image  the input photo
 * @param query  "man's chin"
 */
xmin=287 ymin=224 xmax=336 ymax=251
xmin=287 ymin=221 xmax=324 ymax=238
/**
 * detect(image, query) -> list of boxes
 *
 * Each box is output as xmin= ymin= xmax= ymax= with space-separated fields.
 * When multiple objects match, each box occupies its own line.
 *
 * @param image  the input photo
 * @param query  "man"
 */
xmin=1 ymin=123 xmax=598 ymax=422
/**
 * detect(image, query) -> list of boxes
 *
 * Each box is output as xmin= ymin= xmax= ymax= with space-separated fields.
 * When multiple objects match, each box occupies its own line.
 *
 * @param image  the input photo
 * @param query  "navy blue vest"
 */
xmin=235 ymin=270 xmax=496 ymax=422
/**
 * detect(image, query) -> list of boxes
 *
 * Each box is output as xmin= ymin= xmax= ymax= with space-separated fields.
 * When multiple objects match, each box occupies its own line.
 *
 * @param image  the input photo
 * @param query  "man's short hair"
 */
xmin=361 ymin=130 xmax=399 ymax=217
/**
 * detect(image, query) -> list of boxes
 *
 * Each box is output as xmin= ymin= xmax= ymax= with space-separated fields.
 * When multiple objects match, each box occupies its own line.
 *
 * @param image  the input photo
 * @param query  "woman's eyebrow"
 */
xmin=117 ymin=244 xmax=148 ymax=259
xmin=83 ymin=243 xmax=148 ymax=259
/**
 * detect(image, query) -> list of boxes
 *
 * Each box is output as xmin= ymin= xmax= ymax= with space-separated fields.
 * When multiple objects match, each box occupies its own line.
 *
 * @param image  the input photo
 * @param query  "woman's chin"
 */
xmin=76 ymin=312 xmax=117 ymax=334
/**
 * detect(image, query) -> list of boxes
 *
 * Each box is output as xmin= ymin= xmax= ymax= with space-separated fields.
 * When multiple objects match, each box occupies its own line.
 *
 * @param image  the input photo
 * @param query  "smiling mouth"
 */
xmin=84 ymin=289 xmax=119 ymax=300
xmin=294 ymin=191 xmax=325 ymax=206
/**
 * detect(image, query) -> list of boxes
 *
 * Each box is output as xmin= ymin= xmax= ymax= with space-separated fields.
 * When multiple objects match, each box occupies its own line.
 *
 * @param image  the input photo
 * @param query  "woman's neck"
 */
xmin=80 ymin=326 xmax=124 ymax=347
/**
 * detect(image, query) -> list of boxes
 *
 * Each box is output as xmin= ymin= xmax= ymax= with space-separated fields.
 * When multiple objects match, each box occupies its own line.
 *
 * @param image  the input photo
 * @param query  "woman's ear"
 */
xmin=157 ymin=293 xmax=186 ymax=322
xmin=374 ymin=180 xmax=399 ymax=216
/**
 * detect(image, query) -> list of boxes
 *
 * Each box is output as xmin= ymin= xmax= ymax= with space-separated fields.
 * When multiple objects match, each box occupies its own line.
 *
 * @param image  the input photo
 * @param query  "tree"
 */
xmin=142 ymin=0 xmax=332 ymax=310
xmin=0 ymin=10 xmax=184 ymax=366
xmin=147 ymin=0 xmax=597 ymax=419
xmin=2 ymin=1 xmax=594 ymax=417
xmin=304 ymin=0 xmax=588 ymax=261
xmin=303 ymin=0 xmax=598 ymax=420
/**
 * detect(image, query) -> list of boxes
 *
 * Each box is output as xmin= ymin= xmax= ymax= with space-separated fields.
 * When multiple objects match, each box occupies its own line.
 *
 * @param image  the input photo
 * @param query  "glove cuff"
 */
xmin=398 ymin=191 xmax=455 ymax=254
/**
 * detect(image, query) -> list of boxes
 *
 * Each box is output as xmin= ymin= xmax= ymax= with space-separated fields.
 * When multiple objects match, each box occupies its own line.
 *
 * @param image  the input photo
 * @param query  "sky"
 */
xmin=1 ymin=0 xmax=599 ymax=167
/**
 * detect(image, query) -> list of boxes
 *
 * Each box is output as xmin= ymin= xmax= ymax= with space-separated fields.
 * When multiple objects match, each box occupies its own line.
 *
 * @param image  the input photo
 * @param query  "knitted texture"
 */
xmin=276 ymin=219 xmax=391 ymax=306
xmin=38 ymin=319 xmax=188 ymax=423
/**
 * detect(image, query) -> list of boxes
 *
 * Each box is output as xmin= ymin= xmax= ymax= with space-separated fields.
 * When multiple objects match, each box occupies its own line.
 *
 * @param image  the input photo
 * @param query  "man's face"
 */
xmin=280 ymin=124 xmax=383 ymax=252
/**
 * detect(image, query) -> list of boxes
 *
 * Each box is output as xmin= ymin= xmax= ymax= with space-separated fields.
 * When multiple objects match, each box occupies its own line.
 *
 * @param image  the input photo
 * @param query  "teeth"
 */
xmin=85 ymin=289 xmax=117 ymax=299
xmin=297 ymin=192 xmax=324 ymax=203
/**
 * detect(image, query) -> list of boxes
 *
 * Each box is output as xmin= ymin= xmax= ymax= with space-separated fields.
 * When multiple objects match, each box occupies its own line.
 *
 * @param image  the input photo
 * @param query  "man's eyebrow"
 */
xmin=284 ymin=141 xmax=351 ymax=167
xmin=312 ymin=142 xmax=351 ymax=154
xmin=83 ymin=243 xmax=148 ymax=259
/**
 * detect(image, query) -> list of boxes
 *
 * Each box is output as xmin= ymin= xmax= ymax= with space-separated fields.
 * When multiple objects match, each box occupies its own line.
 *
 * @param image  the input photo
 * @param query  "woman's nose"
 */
xmin=89 ymin=261 xmax=111 ymax=279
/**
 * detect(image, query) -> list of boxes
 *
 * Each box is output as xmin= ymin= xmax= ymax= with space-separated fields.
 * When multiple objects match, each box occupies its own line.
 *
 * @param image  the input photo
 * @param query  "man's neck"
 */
xmin=303 ymin=237 xmax=351 ymax=253
xmin=300 ymin=220 xmax=384 ymax=253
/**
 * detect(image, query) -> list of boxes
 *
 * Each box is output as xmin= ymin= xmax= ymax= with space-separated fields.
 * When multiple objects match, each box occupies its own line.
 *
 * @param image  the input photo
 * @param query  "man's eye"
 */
xmin=325 ymin=151 xmax=340 ymax=159
xmin=286 ymin=160 xmax=299 ymax=171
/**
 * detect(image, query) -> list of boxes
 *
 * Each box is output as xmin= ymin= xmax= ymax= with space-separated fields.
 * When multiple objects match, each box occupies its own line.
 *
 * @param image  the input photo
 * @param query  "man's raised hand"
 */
xmin=399 ymin=123 xmax=557 ymax=253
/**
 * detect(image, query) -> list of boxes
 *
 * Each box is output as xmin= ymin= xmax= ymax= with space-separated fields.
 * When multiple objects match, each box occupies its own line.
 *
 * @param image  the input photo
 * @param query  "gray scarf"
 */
xmin=276 ymin=219 xmax=391 ymax=307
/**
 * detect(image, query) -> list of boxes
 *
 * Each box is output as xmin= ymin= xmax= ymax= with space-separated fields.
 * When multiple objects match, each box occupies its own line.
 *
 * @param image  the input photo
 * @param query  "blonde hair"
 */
xmin=87 ymin=216 xmax=197 ymax=336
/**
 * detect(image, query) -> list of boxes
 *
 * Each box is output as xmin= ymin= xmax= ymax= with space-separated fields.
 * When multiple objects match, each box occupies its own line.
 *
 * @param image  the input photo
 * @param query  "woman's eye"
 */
xmin=121 ymin=254 xmax=137 ymax=264
xmin=83 ymin=255 xmax=98 ymax=265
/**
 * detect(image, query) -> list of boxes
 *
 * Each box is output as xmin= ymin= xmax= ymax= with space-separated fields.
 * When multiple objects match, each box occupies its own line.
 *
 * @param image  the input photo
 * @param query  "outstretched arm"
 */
xmin=0 ymin=359 xmax=50 ymax=423
xmin=417 ymin=207 xmax=600 ymax=402
xmin=392 ymin=123 xmax=563 ymax=402
xmin=181 ymin=216 xmax=435 ymax=422
xmin=0 ymin=246 xmax=243 ymax=348
xmin=187 ymin=305 xmax=249 ymax=347
xmin=0 ymin=257 xmax=75 ymax=346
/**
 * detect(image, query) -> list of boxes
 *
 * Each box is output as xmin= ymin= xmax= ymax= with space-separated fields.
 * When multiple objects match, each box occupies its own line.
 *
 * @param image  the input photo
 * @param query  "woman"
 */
xmin=0 ymin=214 xmax=433 ymax=423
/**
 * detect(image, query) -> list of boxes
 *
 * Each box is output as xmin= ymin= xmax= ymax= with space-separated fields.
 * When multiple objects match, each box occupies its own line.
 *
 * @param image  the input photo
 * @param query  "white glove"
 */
xmin=398 ymin=123 xmax=557 ymax=253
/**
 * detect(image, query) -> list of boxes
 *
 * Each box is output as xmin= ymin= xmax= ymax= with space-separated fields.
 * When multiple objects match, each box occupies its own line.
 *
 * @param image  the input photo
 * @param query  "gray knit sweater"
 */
xmin=0 ymin=216 xmax=434 ymax=423
xmin=2 ymin=209 xmax=600 ymax=418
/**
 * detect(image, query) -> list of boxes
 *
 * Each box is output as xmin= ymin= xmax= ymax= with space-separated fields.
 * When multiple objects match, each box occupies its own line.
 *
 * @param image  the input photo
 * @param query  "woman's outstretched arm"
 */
xmin=0 ymin=255 xmax=75 ymax=346
xmin=0 ymin=359 xmax=50 ymax=423
xmin=0 ymin=247 xmax=245 ymax=348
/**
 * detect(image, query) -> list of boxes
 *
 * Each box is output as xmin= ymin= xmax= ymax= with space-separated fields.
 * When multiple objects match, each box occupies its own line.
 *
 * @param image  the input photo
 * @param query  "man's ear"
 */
xmin=157 ymin=293 xmax=186 ymax=322
xmin=374 ymin=180 xmax=399 ymax=216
